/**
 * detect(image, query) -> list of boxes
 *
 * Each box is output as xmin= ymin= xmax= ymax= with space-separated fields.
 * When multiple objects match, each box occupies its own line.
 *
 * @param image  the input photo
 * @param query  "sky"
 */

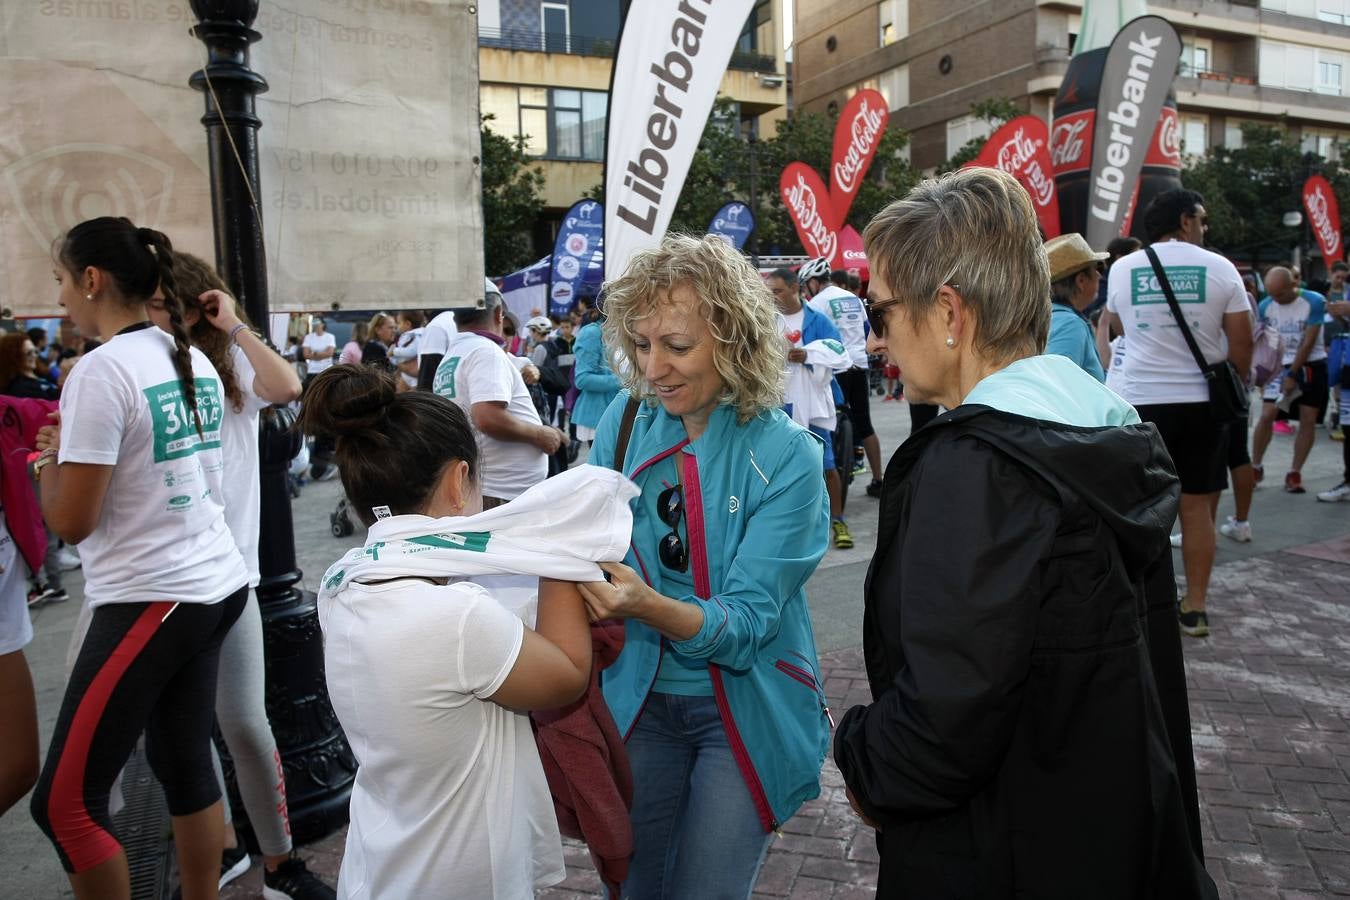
xmin=783 ymin=0 xmax=794 ymax=51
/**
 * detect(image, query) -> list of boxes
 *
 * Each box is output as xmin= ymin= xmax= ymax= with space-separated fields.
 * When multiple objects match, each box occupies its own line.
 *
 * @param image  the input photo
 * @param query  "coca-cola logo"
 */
xmin=1051 ymin=117 xmax=1090 ymax=169
xmin=832 ymin=96 xmax=886 ymax=196
xmin=1158 ymin=111 xmax=1181 ymax=162
xmin=995 ymin=128 xmax=1037 ymax=173
xmin=783 ymin=169 xmax=838 ymax=260
xmin=1023 ymin=161 xmax=1055 ymax=206
xmin=993 ymin=128 xmax=1055 ymax=207
xmin=1307 ymin=185 xmax=1342 ymax=258
xmin=843 ymin=247 xmax=866 ymax=261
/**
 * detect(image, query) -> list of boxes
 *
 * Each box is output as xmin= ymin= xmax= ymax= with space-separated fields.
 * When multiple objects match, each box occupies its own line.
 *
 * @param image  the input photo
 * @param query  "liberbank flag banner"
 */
xmin=0 ymin=1 xmax=481 ymax=316
xmin=550 ymin=199 xmax=604 ymax=316
xmin=1083 ymin=15 xmax=1182 ymax=250
xmin=604 ymin=0 xmax=756 ymax=280
xmin=1303 ymin=175 xmax=1345 ymax=266
xmin=967 ymin=115 xmax=1061 ymax=238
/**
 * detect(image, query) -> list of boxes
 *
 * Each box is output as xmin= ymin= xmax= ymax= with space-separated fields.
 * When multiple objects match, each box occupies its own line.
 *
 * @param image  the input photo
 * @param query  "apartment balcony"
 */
xmin=1175 ymin=68 xmax=1350 ymax=124
xmin=477 ymin=26 xmax=779 ymax=72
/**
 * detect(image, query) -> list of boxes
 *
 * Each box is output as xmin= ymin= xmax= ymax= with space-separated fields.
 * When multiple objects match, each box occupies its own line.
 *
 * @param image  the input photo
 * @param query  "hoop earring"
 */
xmin=945 ymin=336 xmax=956 ymax=348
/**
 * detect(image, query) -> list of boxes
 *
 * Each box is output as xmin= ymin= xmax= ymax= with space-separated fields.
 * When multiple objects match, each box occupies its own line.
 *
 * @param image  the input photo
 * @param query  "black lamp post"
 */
xmin=189 ymin=0 xmax=354 ymax=846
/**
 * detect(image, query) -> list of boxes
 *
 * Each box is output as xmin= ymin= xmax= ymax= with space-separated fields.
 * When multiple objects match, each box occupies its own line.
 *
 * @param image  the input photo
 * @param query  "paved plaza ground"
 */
xmin=4 ymin=397 xmax=1349 ymax=898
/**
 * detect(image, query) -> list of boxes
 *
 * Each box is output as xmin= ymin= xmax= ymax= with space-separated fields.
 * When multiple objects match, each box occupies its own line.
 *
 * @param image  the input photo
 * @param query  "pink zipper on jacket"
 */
xmin=617 ymin=439 xmax=690 ymax=743
xmin=682 ymin=452 xmax=778 ymax=833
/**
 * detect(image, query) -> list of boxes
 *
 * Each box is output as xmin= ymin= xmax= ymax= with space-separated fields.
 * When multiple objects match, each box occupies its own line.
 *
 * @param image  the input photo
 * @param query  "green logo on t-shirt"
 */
xmin=1131 ymin=266 xmax=1207 ymax=305
xmin=433 ymin=357 xmax=461 ymax=398
xmin=408 ymin=532 xmax=491 ymax=553
xmin=142 ymin=377 xmax=224 ymax=463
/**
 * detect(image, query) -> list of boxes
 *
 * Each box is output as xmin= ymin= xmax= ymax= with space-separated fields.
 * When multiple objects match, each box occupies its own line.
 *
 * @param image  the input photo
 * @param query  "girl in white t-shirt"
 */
xmin=148 ymin=252 xmax=332 ymax=896
xmin=296 ymin=366 xmax=594 ymax=900
xmin=31 ymin=217 xmax=249 ymax=899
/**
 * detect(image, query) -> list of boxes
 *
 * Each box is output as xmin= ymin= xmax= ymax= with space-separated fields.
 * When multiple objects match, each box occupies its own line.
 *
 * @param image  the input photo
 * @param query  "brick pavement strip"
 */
xmin=224 ymin=549 xmax=1350 ymax=899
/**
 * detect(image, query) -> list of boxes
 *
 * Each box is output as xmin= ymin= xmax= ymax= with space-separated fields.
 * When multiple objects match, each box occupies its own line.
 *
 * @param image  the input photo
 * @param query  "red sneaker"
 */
xmin=1284 ymin=471 xmax=1306 ymax=494
xmin=1274 ymin=420 xmax=1295 ymax=435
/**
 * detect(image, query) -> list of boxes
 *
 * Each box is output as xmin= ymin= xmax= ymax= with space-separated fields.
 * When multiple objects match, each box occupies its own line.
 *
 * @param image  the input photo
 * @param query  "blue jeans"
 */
xmin=623 ymin=692 xmax=773 ymax=899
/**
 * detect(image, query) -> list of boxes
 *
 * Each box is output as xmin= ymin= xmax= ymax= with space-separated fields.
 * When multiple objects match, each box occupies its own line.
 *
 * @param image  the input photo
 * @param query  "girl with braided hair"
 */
xmin=149 ymin=252 xmax=333 ymax=898
xmin=30 ymin=217 xmax=248 ymax=900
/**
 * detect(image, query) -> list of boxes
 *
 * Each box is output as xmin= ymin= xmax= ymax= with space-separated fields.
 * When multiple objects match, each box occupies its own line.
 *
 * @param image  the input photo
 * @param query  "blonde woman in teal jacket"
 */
xmin=578 ymin=235 xmax=831 ymax=899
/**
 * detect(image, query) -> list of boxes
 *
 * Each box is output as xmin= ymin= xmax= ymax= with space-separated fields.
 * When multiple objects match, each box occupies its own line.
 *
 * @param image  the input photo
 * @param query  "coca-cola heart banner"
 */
xmin=830 ymin=89 xmax=889 ymax=225
xmin=780 ymin=88 xmax=889 ymax=265
xmin=1303 ymin=175 xmax=1344 ymax=265
xmin=781 ymin=162 xmax=839 ymax=262
xmin=967 ymin=115 xmax=1061 ymax=238
xmin=603 ymin=0 xmax=757 ymax=280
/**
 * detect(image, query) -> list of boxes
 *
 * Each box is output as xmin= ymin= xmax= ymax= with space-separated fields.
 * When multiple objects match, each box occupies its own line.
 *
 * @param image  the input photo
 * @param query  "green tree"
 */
xmin=1182 ymin=123 xmax=1343 ymax=269
xmin=480 ymin=115 xmax=547 ymax=275
xmin=938 ymin=97 xmax=1024 ymax=172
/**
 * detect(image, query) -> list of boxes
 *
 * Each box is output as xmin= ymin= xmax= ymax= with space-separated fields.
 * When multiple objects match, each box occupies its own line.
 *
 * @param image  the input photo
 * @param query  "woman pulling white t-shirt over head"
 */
xmin=30 ymin=217 xmax=249 ymax=900
xmin=298 ymin=365 xmax=637 ymax=900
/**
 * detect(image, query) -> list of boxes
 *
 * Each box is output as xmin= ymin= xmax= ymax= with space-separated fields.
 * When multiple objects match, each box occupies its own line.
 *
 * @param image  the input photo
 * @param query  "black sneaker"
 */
xmin=170 ymin=846 xmax=251 ymax=899
xmin=1177 ymin=606 xmax=1209 ymax=638
xmin=865 ymin=478 xmax=884 ymax=498
xmin=263 ymin=853 xmax=337 ymax=900
xmin=38 ymin=587 xmax=69 ymax=603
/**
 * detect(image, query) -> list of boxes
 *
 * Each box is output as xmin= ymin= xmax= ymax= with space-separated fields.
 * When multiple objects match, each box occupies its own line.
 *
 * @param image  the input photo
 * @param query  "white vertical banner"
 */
xmin=603 ymin=0 xmax=755 ymax=282
xmin=0 ymin=1 xmax=481 ymax=317
xmin=253 ymin=1 xmax=482 ymax=310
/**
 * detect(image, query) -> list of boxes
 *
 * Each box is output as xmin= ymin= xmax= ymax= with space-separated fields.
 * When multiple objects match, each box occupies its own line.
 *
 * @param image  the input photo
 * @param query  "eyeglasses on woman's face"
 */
xmin=866 ymin=284 xmax=960 ymax=339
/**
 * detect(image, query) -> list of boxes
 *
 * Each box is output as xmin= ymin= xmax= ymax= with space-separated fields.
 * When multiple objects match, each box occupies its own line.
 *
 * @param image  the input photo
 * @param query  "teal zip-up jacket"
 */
xmin=571 ymin=321 xmax=621 ymax=430
xmin=590 ymin=392 xmax=832 ymax=831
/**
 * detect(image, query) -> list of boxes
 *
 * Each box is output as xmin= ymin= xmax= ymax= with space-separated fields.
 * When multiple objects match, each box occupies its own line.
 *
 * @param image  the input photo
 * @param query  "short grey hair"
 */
xmin=862 ymin=168 xmax=1050 ymax=361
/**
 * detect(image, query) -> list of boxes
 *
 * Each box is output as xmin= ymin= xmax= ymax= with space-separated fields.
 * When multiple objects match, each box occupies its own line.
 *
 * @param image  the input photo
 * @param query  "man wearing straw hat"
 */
xmin=1045 ymin=233 xmax=1109 ymax=382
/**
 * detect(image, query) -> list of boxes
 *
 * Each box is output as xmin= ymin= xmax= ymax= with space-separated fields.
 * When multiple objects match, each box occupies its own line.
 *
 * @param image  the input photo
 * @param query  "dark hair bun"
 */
xmin=296 ymin=365 xmax=397 ymax=439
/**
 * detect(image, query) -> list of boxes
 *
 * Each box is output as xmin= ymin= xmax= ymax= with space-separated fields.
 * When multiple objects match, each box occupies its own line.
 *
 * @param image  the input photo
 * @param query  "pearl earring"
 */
xmin=85 ymin=294 xmax=93 ymax=302
xmin=945 ymin=336 xmax=956 ymax=348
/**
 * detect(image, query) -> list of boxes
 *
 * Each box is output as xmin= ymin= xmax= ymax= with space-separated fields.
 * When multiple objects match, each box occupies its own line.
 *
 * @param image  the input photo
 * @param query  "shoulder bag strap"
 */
xmin=611 ymin=396 xmax=641 ymax=473
xmin=1144 ymin=245 xmax=1210 ymax=376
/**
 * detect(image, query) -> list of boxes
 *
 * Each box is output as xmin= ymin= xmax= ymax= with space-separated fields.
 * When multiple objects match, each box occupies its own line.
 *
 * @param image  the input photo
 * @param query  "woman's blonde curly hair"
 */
xmin=602 ymin=234 xmax=786 ymax=423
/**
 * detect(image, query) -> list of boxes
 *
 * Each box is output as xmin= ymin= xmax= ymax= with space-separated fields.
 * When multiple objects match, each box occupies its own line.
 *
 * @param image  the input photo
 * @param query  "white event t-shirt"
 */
xmin=58 ymin=327 xmax=247 ymax=607
xmin=302 ymin=331 xmax=337 ymax=375
xmin=321 ymin=573 xmax=564 ymax=900
xmin=220 ymin=344 xmax=272 ymax=587
xmin=418 ymin=311 xmax=459 ymax=361
xmin=808 ymin=284 xmax=869 ymax=368
xmin=433 ymin=331 xmax=546 ymax=500
xmin=1105 ymin=241 xmax=1250 ymax=406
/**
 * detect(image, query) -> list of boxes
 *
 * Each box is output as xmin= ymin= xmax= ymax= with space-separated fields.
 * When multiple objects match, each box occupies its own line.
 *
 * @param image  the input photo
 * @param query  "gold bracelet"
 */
xmin=33 ymin=448 xmax=57 ymax=475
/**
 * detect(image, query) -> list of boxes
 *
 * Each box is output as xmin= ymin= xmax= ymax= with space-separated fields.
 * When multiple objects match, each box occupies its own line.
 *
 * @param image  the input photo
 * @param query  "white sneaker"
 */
xmin=1317 ymin=481 xmax=1350 ymax=502
xmin=1219 ymin=516 xmax=1252 ymax=543
xmin=55 ymin=547 xmax=82 ymax=571
xmin=1169 ymin=532 xmax=1182 ymax=548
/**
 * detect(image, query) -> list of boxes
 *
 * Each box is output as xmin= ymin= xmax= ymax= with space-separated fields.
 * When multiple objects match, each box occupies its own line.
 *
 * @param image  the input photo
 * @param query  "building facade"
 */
xmin=794 ymin=0 xmax=1350 ymax=172
xmin=477 ymin=0 xmax=789 ymax=257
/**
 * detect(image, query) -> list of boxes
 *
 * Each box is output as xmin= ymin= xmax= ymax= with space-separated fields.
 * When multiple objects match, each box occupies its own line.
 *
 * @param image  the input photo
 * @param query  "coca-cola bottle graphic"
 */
xmin=1052 ymin=50 xmax=1182 ymax=245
